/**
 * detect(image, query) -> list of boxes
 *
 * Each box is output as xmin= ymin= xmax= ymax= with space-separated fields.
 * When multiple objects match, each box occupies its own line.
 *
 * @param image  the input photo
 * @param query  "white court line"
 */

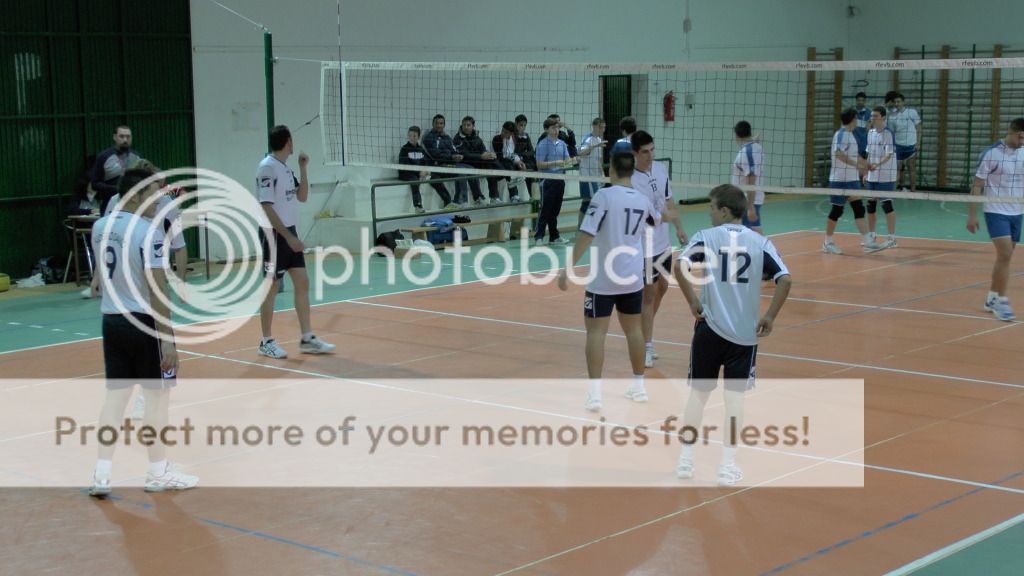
xmin=882 ymin=513 xmax=1024 ymax=576
xmin=351 ymin=300 xmax=1024 ymax=390
xmin=777 ymin=295 xmax=1022 ymax=324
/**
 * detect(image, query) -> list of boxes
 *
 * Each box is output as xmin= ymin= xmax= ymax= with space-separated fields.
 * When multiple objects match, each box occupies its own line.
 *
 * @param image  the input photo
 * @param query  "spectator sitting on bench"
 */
xmin=453 ymin=115 xmax=504 ymax=205
xmin=423 ymin=114 xmax=481 ymax=208
xmin=492 ymin=120 xmax=527 ymax=203
xmin=399 ymin=125 xmax=455 ymax=213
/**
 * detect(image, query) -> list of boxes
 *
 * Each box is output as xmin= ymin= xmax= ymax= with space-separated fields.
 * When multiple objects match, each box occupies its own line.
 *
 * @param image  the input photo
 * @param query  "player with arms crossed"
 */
xmin=558 ymin=152 xmax=678 ymax=411
xmin=673 ymin=184 xmax=792 ymax=486
xmin=89 ymin=168 xmax=198 ymax=496
xmin=967 ymin=117 xmax=1024 ymax=321
xmin=631 ymin=131 xmax=687 ymax=368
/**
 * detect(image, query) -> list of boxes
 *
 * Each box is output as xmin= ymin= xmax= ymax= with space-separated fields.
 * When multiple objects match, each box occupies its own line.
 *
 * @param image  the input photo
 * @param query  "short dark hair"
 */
xmin=631 ymin=130 xmax=653 ymax=151
xmin=840 ymin=107 xmax=857 ymax=125
xmin=592 ymin=117 xmax=604 ymax=126
xmin=117 ymin=168 xmax=157 ymax=201
xmin=461 ymin=115 xmax=475 ymax=125
xmin=515 ymin=114 xmax=527 ymax=124
xmin=114 ymin=125 xmax=131 ymax=134
xmin=734 ymin=121 xmax=752 ymax=138
xmin=872 ymin=106 xmax=887 ymax=118
xmin=432 ymin=114 xmax=445 ymax=122
xmin=895 ymin=92 xmax=905 ymax=101
xmin=884 ymin=90 xmax=898 ymax=104
xmin=619 ymin=116 xmax=637 ymax=134
xmin=709 ymin=184 xmax=748 ymax=219
xmin=855 ymin=91 xmax=867 ymax=99
xmin=610 ymin=152 xmax=635 ymax=178
xmin=408 ymin=126 xmax=421 ymax=135
xmin=1010 ymin=118 xmax=1024 ymax=133
xmin=269 ymin=125 xmax=291 ymax=152
xmin=547 ymin=114 xmax=560 ymax=120
xmin=501 ymin=121 xmax=516 ymax=134
xmin=542 ymin=118 xmax=558 ymax=130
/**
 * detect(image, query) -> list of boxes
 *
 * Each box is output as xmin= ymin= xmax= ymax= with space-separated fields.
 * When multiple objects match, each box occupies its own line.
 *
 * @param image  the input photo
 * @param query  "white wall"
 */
xmin=190 ymin=0 xmax=1017 ymax=254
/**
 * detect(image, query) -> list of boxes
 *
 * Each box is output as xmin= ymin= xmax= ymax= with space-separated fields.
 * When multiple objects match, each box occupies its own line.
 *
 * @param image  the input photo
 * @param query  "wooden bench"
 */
xmin=399 ymin=212 xmax=538 ymax=247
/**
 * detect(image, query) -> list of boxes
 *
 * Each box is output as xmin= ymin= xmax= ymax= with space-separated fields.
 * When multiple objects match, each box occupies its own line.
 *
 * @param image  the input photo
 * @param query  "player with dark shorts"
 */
xmin=88 ymin=168 xmax=198 ymax=497
xmin=256 ymin=125 xmax=336 ymax=359
xmin=559 ymin=152 xmax=677 ymax=412
xmin=673 ymin=184 xmax=792 ymax=486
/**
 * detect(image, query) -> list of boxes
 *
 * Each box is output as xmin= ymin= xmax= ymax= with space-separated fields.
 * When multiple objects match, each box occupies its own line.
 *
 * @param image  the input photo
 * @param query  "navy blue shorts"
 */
xmin=985 ymin=212 xmax=1023 ymax=243
xmin=644 ymin=250 xmax=674 ymax=284
xmin=829 ymin=180 xmax=861 ymax=205
xmin=688 ymin=321 xmax=757 ymax=392
xmin=102 ymin=313 xmax=177 ymax=390
xmin=895 ymin=145 xmax=916 ymax=161
xmin=584 ymin=289 xmax=643 ymax=318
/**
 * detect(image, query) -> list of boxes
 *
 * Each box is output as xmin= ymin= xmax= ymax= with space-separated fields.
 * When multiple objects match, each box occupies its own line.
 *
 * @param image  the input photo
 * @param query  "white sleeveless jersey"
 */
xmin=631 ymin=161 xmax=673 ymax=255
xmin=678 ymin=224 xmax=788 ymax=345
xmin=92 ymin=211 xmax=168 ymax=315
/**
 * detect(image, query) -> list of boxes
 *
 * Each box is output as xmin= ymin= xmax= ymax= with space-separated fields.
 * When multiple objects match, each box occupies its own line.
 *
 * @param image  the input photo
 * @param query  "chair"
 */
xmin=63 ymin=217 xmax=95 ymax=285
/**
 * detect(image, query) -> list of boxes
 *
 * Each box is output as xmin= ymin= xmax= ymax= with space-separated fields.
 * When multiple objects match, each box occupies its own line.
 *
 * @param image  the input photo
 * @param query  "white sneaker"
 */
xmin=549 ymin=237 xmax=570 ymax=246
xmin=718 ymin=462 xmax=744 ymax=486
xmin=89 ymin=472 xmax=112 ymax=497
xmin=258 ymin=338 xmax=288 ymax=359
xmin=129 ymin=394 xmax=146 ymax=420
xmin=990 ymin=297 xmax=1016 ymax=321
xmin=650 ymin=348 xmax=659 ymax=360
xmin=533 ymin=238 xmax=547 ymax=246
xmin=676 ymin=457 xmax=695 ymax=479
xmin=886 ymin=237 xmax=898 ymax=248
xmin=984 ymin=294 xmax=999 ymax=312
xmin=144 ymin=462 xmax=199 ymax=492
xmin=822 ymin=241 xmax=843 ymax=255
xmin=861 ymin=232 xmax=877 ymax=246
xmin=584 ymin=392 xmax=603 ymax=412
xmin=644 ymin=348 xmax=655 ymax=368
xmin=80 ymin=287 xmax=94 ymax=299
xmin=624 ymin=384 xmax=648 ymax=403
xmin=299 ymin=335 xmax=336 ymax=354
xmin=473 ymin=198 xmax=489 ymax=207
xmin=509 ymin=195 xmax=521 ymax=203
xmin=863 ymin=240 xmax=887 ymax=253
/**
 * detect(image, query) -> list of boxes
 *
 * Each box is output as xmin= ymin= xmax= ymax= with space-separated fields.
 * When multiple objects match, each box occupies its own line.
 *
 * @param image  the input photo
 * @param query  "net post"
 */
xmin=264 ymin=30 xmax=275 ymax=152
xmin=804 ymin=47 xmax=817 ymax=187
xmin=991 ymin=44 xmax=1003 ymax=142
xmin=937 ymin=45 xmax=950 ymax=187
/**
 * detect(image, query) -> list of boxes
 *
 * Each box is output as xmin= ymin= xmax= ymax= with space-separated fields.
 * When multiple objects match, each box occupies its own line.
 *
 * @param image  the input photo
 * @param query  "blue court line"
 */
xmin=757 ymin=469 xmax=1024 ymax=575
xmin=81 ymin=489 xmax=417 ymax=576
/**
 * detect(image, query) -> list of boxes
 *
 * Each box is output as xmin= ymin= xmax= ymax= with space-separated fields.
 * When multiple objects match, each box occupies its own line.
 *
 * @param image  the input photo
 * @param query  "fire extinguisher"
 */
xmin=663 ymin=91 xmax=676 ymax=122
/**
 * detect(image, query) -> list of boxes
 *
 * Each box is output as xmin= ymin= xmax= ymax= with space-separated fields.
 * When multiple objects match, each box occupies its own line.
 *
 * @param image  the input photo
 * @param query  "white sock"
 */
xmin=645 ymin=341 xmax=654 ymax=350
xmin=825 ymin=235 xmax=834 ymax=243
xmin=588 ymin=379 xmax=602 ymax=397
xmin=301 ymin=332 xmax=314 ymax=342
xmin=95 ymin=459 xmax=113 ymax=476
xmin=148 ymin=460 xmax=168 ymax=477
xmin=633 ymin=373 xmax=645 ymax=389
xmin=862 ymin=233 xmax=873 ymax=244
xmin=722 ymin=446 xmax=738 ymax=466
xmin=888 ymin=234 xmax=896 ymax=240
xmin=988 ymin=291 xmax=999 ymax=302
xmin=681 ymin=444 xmax=695 ymax=460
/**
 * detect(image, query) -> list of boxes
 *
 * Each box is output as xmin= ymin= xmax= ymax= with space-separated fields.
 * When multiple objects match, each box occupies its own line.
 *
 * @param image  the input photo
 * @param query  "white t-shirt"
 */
xmin=578 ymin=133 xmax=605 ymax=177
xmin=975 ymin=141 xmax=1024 ymax=216
xmin=731 ymin=142 xmax=764 ymax=205
xmin=257 ymin=155 xmax=300 ymax=228
xmin=92 ymin=211 xmax=168 ymax=315
xmin=888 ymin=107 xmax=922 ymax=146
xmin=104 ymin=193 xmax=185 ymax=251
xmin=631 ymin=161 xmax=673 ymax=255
xmin=866 ymin=128 xmax=897 ymax=184
xmin=579 ymin=185 xmax=659 ymax=295
xmin=830 ymin=128 xmax=860 ymax=183
xmin=678 ymin=224 xmax=789 ymax=346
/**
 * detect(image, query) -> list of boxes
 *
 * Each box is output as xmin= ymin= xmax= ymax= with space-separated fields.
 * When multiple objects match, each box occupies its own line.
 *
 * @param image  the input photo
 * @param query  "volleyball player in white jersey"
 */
xmin=630 ymin=131 xmax=687 ymax=368
xmin=823 ymin=108 xmax=886 ymax=254
xmin=257 ymin=125 xmax=336 ymax=359
xmin=673 ymin=184 xmax=792 ymax=486
xmin=558 ymin=152 xmax=677 ymax=411
xmin=88 ymin=168 xmax=198 ymax=496
xmin=967 ymin=117 xmax=1024 ymax=321
xmin=732 ymin=121 xmax=765 ymax=234
xmin=865 ymin=107 xmax=899 ymax=248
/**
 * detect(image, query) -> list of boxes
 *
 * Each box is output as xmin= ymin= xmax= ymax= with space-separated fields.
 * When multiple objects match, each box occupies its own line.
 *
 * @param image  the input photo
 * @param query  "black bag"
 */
xmin=374 ymin=230 xmax=405 ymax=255
xmin=31 ymin=256 xmax=66 ymax=284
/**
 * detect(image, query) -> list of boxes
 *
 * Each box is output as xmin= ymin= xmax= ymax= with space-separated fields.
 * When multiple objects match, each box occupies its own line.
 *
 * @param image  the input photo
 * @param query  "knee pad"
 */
xmin=828 ymin=204 xmax=845 ymax=222
xmin=881 ymin=199 xmax=895 ymax=214
xmin=866 ymin=199 xmax=878 ymax=214
xmin=850 ymin=199 xmax=866 ymax=219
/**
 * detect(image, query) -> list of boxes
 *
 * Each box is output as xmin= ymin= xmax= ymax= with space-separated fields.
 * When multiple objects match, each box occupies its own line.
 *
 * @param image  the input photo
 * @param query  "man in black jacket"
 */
xmin=515 ymin=114 xmax=537 ymax=198
xmin=453 ymin=116 xmax=503 ymax=204
xmin=91 ymin=125 xmax=143 ymax=213
xmin=493 ymin=121 xmax=527 ymax=203
xmin=422 ymin=114 xmax=479 ymax=206
xmin=399 ymin=126 xmax=453 ymax=212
